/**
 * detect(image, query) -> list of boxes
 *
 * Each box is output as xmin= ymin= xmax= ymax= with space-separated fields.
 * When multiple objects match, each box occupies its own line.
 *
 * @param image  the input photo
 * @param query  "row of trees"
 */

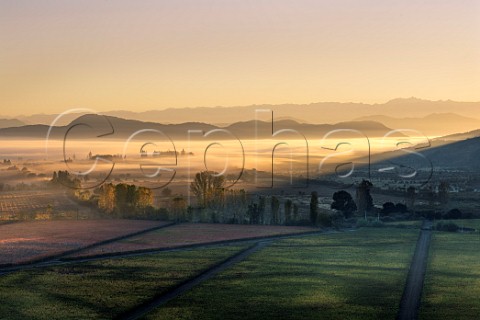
xmin=96 ymin=183 xmax=154 ymax=215
xmin=51 ymin=171 xmax=155 ymax=217
xmin=56 ymin=168 xmax=458 ymax=225
xmin=51 ymin=171 xmax=81 ymax=189
xmin=327 ymin=180 xmax=455 ymax=221
xmin=189 ymin=171 xmax=303 ymax=225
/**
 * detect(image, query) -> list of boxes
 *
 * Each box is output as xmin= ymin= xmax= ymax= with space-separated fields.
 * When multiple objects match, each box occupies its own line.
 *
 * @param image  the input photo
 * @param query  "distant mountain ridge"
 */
xmin=0 ymin=114 xmax=399 ymax=140
xmin=0 ymin=119 xmax=25 ymax=129
xmin=354 ymin=113 xmax=480 ymax=137
xmin=10 ymin=98 xmax=480 ymax=128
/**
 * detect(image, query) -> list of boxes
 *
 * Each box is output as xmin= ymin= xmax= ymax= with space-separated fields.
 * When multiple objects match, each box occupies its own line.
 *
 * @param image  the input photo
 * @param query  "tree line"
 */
xmin=53 ymin=169 xmax=467 ymax=225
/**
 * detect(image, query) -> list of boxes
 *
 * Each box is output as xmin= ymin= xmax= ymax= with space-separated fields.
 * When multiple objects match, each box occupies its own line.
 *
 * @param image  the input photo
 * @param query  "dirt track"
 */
xmin=117 ymin=241 xmax=270 ymax=320
xmin=0 ymin=228 xmax=325 ymax=276
xmin=397 ymin=221 xmax=432 ymax=320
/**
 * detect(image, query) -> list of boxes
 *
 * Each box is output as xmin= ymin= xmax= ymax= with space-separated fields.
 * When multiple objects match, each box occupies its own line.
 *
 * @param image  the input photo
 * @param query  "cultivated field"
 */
xmin=0 ymin=219 xmax=169 ymax=266
xmin=0 ymin=244 xmax=250 ymax=319
xmin=2 ymin=220 xmax=478 ymax=319
xmin=69 ymin=223 xmax=317 ymax=258
xmin=0 ymin=190 xmax=95 ymax=220
xmin=0 ymin=191 xmax=63 ymax=216
xmin=420 ymin=232 xmax=480 ymax=320
xmin=144 ymin=228 xmax=418 ymax=320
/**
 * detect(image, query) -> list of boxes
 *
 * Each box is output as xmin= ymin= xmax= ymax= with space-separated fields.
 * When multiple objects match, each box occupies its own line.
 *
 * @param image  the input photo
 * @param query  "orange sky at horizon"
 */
xmin=1 ymin=0 xmax=479 ymax=116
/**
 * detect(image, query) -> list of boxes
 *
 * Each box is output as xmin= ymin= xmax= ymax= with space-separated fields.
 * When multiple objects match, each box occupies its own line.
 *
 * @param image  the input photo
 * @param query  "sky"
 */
xmin=1 ymin=0 xmax=479 ymax=116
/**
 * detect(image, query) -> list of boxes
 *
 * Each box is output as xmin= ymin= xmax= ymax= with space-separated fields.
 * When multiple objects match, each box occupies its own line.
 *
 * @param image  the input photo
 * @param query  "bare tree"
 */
xmin=190 ymin=171 xmax=225 ymax=208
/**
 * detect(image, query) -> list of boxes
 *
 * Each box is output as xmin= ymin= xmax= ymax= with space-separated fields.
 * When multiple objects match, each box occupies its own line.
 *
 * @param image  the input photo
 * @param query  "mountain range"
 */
xmin=354 ymin=113 xmax=480 ymax=137
xmin=0 ymin=119 xmax=25 ymax=129
xmin=0 ymin=114 xmax=398 ymax=141
xmin=8 ymin=98 xmax=480 ymax=128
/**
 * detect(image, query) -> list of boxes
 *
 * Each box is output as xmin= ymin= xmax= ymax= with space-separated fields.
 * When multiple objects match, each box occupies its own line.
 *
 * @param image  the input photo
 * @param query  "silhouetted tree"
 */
xmin=395 ymin=203 xmax=408 ymax=213
xmin=381 ymin=202 xmax=396 ymax=215
xmin=331 ymin=190 xmax=357 ymax=218
xmin=438 ymin=181 xmax=449 ymax=206
xmin=248 ymin=203 xmax=260 ymax=224
xmin=356 ymin=180 xmax=373 ymax=219
xmin=405 ymin=186 xmax=416 ymax=211
xmin=258 ymin=196 xmax=266 ymax=224
xmin=51 ymin=170 xmax=81 ymax=189
xmin=310 ymin=191 xmax=318 ymax=225
xmin=171 ymin=196 xmax=187 ymax=221
xmin=293 ymin=203 xmax=299 ymax=222
xmin=443 ymin=208 xmax=462 ymax=220
xmin=425 ymin=186 xmax=436 ymax=207
xmin=271 ymin=196 xmax=280 ymax=224
xmin=284 ymin=199 xmax=293 ymax=224
xmin=115 ymin=183 xmax=129 ymax=213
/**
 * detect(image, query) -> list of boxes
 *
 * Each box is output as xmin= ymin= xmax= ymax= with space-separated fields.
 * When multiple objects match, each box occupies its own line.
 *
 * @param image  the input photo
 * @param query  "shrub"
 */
xmin=436 ymin=222 xmax=459 ymax=232
xmin=317 ymin=211 xmax=333 ymax=228
xmin=356 ymin=219 xmax=385 ymax=228
xmin=443 ymin=208 xmax=462 ymax=220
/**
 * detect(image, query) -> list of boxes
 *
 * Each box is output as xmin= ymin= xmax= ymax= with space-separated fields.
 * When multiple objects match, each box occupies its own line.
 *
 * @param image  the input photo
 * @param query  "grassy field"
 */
xmin=144 ymin=228 xmax=418 ymax=320
xmin=420 ymin=232 xmax=480 ymax=320
xmin=0 ymin=244 xmax=250 ymax=319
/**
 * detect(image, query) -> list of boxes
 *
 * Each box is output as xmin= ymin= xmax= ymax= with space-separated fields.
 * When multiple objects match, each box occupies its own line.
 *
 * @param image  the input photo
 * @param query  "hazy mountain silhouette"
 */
xmin=0 ymin=118 xmax=25 ymax=129
xmin=12 ymin=98 xmax=480 ymax=131
xmin=355 ymin=113 xmax=480 ymax=137
xmin=0 ymin=114 xmax=399 ymax=140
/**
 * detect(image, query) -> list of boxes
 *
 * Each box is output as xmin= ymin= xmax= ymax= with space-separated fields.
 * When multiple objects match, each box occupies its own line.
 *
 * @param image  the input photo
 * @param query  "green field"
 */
xmin=420 ymin=232 xmax=480 ymax=320
xmin=0 ymin=244 xmax=250 ymax=319
xmin=144 ymin=229 xmax=418 ymax=320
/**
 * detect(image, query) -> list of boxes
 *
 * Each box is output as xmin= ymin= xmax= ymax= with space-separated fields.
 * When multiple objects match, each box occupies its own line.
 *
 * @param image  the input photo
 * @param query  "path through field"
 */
xmin=397 ymin=221 xmax=432 ymax=320
xmin=0 ymin=228 xmax=323 ymax=276
xmin=118 ymin=241 xmax=271 ymax=320
xmin=0 ymin=220 xmax=173 ymax=269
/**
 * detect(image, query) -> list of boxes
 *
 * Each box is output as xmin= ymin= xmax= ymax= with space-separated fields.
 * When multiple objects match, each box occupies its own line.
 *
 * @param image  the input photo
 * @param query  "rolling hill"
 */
xmin=0 ymin=114 xmax=399 ymax=141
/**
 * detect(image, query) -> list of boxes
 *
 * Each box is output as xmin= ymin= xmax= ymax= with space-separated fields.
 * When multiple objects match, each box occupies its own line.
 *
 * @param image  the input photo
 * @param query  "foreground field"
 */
xmin=145 ymin=228 xmax=418 ymax=320
xmin=70 ymin=223 xmax=317 ymax=258
xmin=420 ymin=232 xmax=480 ymax=320
xmin=0 ymin=244 xmax=250 ymax=319
xmin=0 ymin=219 xmax=169 ymax=265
